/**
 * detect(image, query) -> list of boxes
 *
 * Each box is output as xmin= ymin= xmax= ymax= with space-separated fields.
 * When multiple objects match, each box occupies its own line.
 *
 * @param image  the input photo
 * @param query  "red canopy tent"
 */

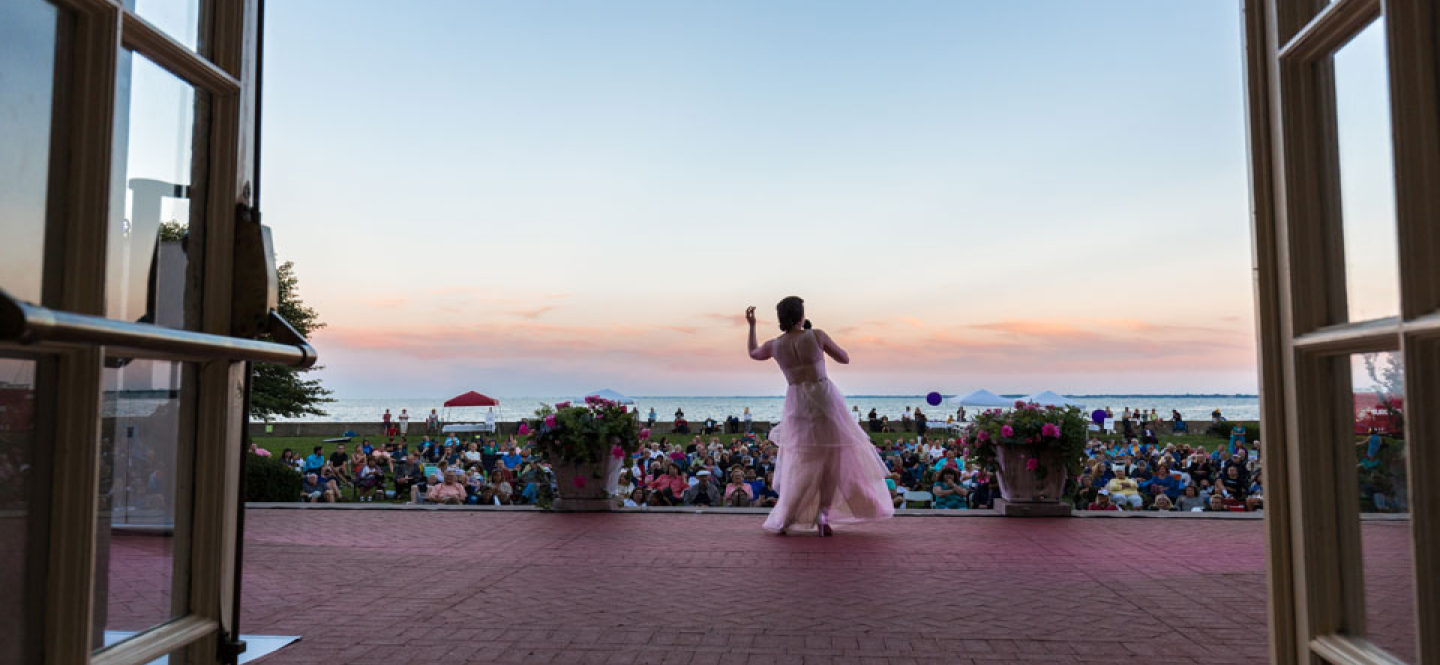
xmin=444 ymin=391 xmax=499 ymax=407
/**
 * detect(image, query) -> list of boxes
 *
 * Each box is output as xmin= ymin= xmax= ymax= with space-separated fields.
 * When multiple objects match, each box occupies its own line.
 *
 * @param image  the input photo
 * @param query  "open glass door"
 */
xmin=0 ymin=1 xmax=298 ymax=663
xmin=1243 ymin=0 xmax=1440 ymax=662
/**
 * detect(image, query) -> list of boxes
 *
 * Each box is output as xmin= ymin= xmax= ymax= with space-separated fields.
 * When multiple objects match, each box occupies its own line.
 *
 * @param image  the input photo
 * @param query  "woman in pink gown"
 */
xmin=747 ymin=297 xmax=895 ymax=535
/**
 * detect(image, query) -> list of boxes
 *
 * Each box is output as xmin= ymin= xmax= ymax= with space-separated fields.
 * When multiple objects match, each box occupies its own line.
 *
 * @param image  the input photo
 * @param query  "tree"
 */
xmin=250 ymin=260 xmax=334 ymax=420
xmin=1362 ymin=352 xmax=1404 ymax=401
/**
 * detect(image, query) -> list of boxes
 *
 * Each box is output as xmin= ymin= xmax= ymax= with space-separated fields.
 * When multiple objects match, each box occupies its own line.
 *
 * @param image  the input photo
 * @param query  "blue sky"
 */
xmin=254 ymin=1 xmax=1393 ymax=397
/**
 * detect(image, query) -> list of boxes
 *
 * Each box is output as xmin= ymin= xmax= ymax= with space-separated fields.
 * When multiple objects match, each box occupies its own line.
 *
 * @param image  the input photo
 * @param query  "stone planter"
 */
xmin=991 ymin=442 xmax=1072 ymax=517
xmin=551 ymin=455 xmax=622 ymax=512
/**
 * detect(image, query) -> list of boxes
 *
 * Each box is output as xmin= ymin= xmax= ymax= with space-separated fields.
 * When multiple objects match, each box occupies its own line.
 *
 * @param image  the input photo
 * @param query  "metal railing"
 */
xmin=0 ymin=289 xmax=316 ymax=368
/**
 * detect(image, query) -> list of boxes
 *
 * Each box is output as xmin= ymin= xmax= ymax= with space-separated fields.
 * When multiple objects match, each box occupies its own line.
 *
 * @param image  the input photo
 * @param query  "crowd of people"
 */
xmin=1070 ymin=437 xmax=1262 ymax=512
xmin=268 ymin=420 xmax=1267 ymax=514
xmin=278 ymin=435 xmax=543 ymax=505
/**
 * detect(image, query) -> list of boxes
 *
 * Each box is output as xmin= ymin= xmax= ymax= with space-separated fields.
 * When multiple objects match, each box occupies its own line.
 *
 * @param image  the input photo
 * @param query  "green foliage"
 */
xmin=526 ymin=397 xmax=642 ymax=466
xmin=158 ymin=219 xmax=188 ymax=242
xmin=245 ymin=452 xmax=302 ymax=502
xmin=964 ymin=403 xmax=1090 ymax=480
xmin=250 ymin=260 xmax=334 ymax=420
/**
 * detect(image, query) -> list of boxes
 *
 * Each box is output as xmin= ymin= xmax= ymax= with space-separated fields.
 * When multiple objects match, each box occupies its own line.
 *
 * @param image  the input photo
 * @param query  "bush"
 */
xmin=246 ymin=452 xmax=302 ymax=502
xmin=1206 ymin=420 xmax=1261 ymax=444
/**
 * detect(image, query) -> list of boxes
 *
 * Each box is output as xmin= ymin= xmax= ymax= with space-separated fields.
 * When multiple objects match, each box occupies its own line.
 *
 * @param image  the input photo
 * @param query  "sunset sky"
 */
xmin=258 ymin=1 xmax=1395 ymax=397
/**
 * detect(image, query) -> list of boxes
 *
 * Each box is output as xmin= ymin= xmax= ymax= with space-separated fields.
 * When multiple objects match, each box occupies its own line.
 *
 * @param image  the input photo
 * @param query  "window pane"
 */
xmin=126 ymin=0 xmax=201 ymax=52
xmin=94 ymin=358 xmax=192 ymax=652
xmin=0 ymin=0 xmax=60 ymax=305
xmin=0 ymin=357 xmax=45 ymax=664
xmin=108 ymin=52 xmax=202 ymax=329
xmin=1351 ymin=352 xmax=1415 ymax=663
xmin=1334 ymin=21 xmax=1401 ymax=323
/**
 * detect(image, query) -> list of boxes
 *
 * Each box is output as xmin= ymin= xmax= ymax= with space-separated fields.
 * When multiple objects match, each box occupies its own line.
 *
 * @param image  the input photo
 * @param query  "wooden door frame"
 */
xmin=23 ymin=0 xmax=263 ymax=663
xmin=1244 ymin=0 xmax=1440 ymax=662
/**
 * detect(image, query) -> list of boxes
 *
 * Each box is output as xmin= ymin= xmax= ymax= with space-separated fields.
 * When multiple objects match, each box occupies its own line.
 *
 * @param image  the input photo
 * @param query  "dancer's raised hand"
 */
xmin=745 ymin=306 xmax=756 ymax=327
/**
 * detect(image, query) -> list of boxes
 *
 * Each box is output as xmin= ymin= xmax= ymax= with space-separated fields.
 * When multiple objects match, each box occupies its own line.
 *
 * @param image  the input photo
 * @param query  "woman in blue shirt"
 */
xmin=932 ymin=468 xmax=968 ymax=509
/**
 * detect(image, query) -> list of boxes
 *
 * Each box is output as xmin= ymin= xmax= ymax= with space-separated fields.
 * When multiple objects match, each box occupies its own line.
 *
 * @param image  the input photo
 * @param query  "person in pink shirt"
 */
xmin=724 ymin=468 xmax=754 ymax=507
xmin=426 ymin=471 xmax=468 ymax=505
xmin=647 ymin=463 xmax=688 ymax=506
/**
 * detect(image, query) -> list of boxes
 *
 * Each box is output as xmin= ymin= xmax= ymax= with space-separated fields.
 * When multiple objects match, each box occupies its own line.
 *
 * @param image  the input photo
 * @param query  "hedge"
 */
xmin=245 ymin=452 xmax=302 ymax=502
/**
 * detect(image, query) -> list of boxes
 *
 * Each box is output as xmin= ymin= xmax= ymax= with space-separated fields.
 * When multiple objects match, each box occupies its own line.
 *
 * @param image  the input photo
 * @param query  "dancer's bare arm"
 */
xmin=816 ymin=329 xmax=850 ymax=364
xmin=746 ymin=307 xmax=773 ymax=360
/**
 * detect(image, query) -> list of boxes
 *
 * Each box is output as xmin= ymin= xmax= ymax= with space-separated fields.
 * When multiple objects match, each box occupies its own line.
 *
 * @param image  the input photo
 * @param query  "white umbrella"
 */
xmin=948 ymin=389 xmax=1013 ymax=408
xmin=1022 ymin=390 xmax=1085 ymax=408
xmin=581 ymin=388 xmax=635 ymax=405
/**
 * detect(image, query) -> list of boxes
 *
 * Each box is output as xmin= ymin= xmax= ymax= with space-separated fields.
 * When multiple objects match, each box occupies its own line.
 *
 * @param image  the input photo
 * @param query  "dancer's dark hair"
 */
xmin=776 ymin=296 xmax=811 ymax=331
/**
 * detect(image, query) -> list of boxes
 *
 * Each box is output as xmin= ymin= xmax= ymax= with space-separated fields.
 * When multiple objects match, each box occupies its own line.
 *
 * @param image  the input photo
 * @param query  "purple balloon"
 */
xmin=926 ymin=392 xmax=942 ymax=406
xmin=1092 ymin=409 xmax=1107 ymax=425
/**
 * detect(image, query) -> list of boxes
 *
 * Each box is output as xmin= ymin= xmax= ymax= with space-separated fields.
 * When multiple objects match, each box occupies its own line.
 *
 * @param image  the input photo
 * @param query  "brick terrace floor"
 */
xmin=106 ymin=511 xmax=1417 ymax=664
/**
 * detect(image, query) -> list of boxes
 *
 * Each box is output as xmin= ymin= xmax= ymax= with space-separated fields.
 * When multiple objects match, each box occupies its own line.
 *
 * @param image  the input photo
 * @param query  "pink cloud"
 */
xmin=315 ymin=315 xmax=1254 ymax=386
xmin=509 ymin=306 xmax=556 ymax=319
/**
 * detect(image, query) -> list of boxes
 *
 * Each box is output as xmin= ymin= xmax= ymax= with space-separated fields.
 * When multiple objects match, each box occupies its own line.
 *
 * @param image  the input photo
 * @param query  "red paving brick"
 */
xmin=102 ymin=510 xmax=1417 ymax=664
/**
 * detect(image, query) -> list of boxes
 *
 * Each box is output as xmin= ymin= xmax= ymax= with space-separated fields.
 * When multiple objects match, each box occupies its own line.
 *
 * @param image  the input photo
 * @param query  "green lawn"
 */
xmin=252 ymin=422 xmax=1253 ymax=459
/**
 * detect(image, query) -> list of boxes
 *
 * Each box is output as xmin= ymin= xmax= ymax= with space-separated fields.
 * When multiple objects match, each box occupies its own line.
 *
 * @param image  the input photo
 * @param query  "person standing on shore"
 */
xmin=746 ymin=297 xmax=893 ymax=536
xmin=398 ymin=408 xmax=410 ymax=435
xmin=648 ymin=407 xmax=657 ymax=428
xmin=426 ymin=409 xmax=439 ymax=434
xmin=743 ymin=407 xmax=753 ymax=433
xmin=382 ymin=408 xmax=392 ymax=435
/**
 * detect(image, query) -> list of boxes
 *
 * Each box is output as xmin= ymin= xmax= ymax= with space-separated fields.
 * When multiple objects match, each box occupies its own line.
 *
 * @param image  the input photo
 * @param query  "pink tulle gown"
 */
xmin=762 ymin=329 xmax=895 ymax=533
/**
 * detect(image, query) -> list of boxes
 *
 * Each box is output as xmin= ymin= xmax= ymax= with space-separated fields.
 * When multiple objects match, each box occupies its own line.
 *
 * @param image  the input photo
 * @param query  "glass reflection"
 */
xmin=1334 ymin=21 xmax=1401 ymax=323
xmin=127 ymin=0 xmax=201 ymax=52
xmin=0 ymin=0 xmax=61 ymax=304
xmin=1351 ymin=352 xmax=1415 ymax=663
xmin=94 ymin=358 xmax=191 ymax=652
xmin=108 ymin=52 xmax=201 ymax=329
xmin=0 ymin=357 xmax=42 ymax=664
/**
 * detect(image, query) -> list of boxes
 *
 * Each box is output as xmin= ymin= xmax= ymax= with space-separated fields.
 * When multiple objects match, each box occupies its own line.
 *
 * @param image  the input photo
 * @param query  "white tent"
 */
xmin=582 ymin=388 xmax=635 ymax=405
xmin=1023 ymin=390 xmax=1085 ymax=408
xmin=949 ymin=389 xmax=1013 ymax=408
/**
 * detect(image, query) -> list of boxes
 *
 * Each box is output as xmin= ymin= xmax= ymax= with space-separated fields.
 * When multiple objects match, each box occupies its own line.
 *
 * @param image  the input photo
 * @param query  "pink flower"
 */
xmin=572 ymin=476 xmax=586 ymax=488
xmin=978 ymin=430 xmax=990 ymax=442
xmin=518 ymin=423 xmax=531 ymax=436
xmin=639 ymin=428 xmax=651 ymax=440
xmin=619 ymin=405 xmax=628 ymax=413
xmin=254 ymin=447 xmax=271 ymax=457
xmin=1001 ymin=425 xmax=1014 ymax=438
xmin=1041 ymin=423 xmax=1060 ymax=438
xmin=612 ymin=445 xmax=625 ymax=459
xmin=1025 ymin=436 xmax=1037 ymax=444
xmin=1014 ymin=400 xmax=1026 ymax=409
xmin=1025 ymin=457 xmax=1039 ymax=471
xmin=1026 ymin=402 xmax=1039 ymax=411
xmin=544 ymin=414 xmax=557 ymax=428
xmin=555 ymin=401 xmax=571 ymax=409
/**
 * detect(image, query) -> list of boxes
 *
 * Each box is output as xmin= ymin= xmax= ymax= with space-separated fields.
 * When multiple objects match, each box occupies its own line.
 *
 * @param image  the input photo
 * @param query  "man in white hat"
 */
xmin=683 ymin=470 xmax=721 ymax=506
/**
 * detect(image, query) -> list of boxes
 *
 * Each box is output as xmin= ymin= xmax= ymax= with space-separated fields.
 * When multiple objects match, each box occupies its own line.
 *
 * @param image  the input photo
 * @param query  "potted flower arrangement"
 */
xmin=964 ymin=401 xmax=1088 ymax=516
xmin=524 ymin=395 xmax=646 ymax=511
